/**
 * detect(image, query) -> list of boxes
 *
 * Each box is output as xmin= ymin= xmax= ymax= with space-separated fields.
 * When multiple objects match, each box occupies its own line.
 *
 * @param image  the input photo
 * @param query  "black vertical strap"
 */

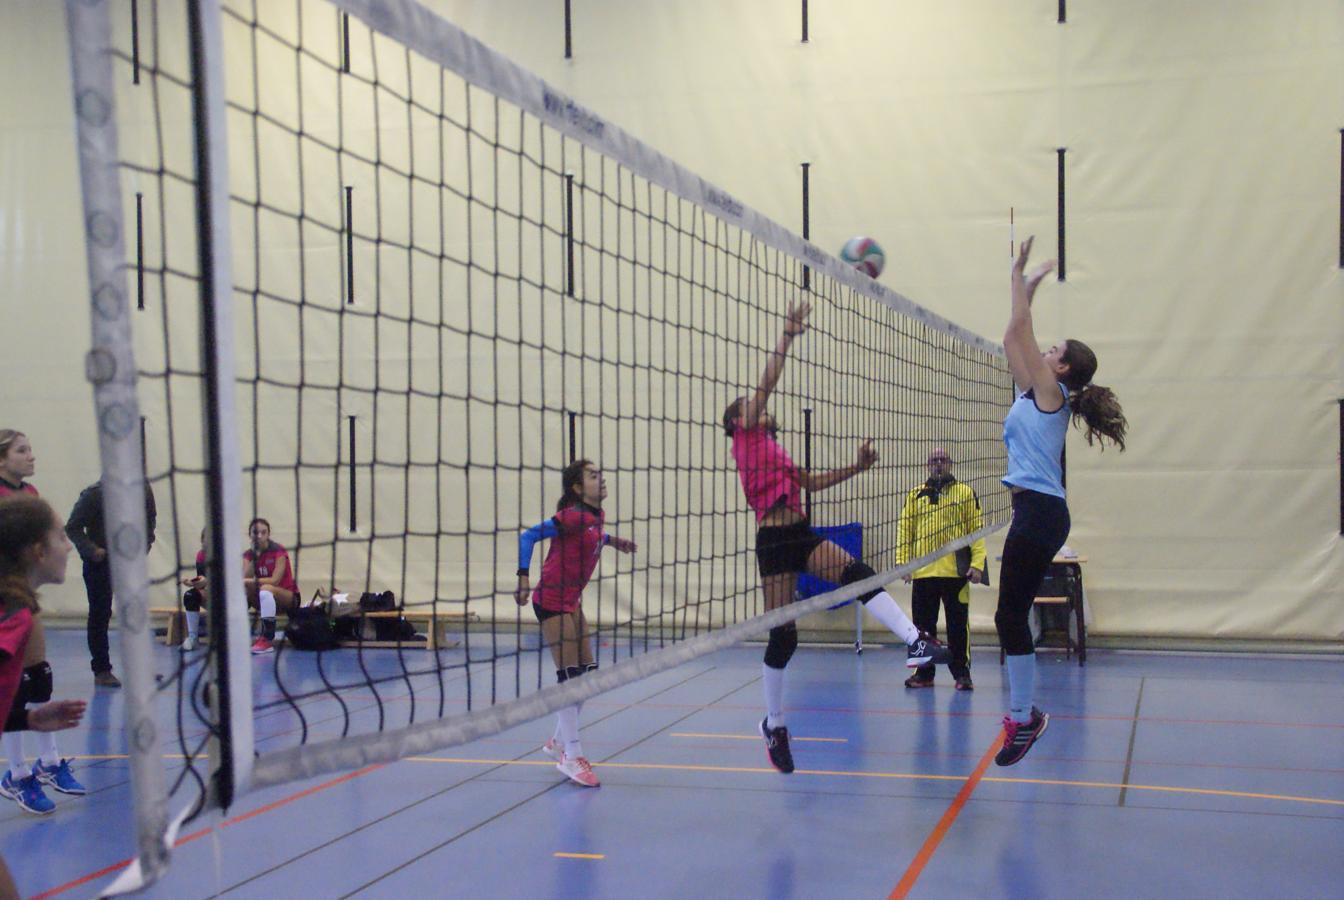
xmin=130 ymin=0 xmax=141 ymax=84
xmin=341 ymin=13 xmax=351 ymax=73
xmin=1060 ymin=443 xmax=1067 ymax=492
xmin=568 ymin=411 xmax=578 ymax=461
xmin=564 ymin=0 xmax=573 ymax=59
xmin=139 ymin=416 xmax=147 ymax=476
xmin=1338 ymin=399 xmax=1343 ymax=534
xmin=565 ymin=173 xmax=576 ymax=296
xmin=801 ymin=162 xmax=811 ymax=291
xmin=803 ymin=407 xmax=813 ymax=519
xmin=801 ymin=0 xmax=809 ymax=42
xmin=135 ymin=193 xmax=145 ymax=310
xmin=344 ymin=185 xmax=354 ymax=303
xmin=1338 ymin=129 xmax=1343 ymax=268
xmin=348 ymin=415 xmax=357 ymax=532
xmin=1056 ymin=148 xmax=1067 ymax=281
xmin=1058 ymin=0 xmax=1067 ymax=23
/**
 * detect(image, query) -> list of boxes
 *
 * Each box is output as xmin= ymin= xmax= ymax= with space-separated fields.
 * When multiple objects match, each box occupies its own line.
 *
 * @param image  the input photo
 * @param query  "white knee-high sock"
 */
xmin=865 ymin=592 xmax=920 ymax=645
xmin=552 ymin=701 xmax=582 ymax=744
xmin=557 ymin=706 xmax=582 ymax=759
xmin=762 ymin=664 xmax=786 ymax=729
xmin=3 ymin=732 xmax=27 ymax=779
xmin=258 ymin=590 xmax=276 ymax=619
xmin=36 ymin=732 xmax=59 ymax=767
xmin=185 ymin=610 xmax=200 ymax=639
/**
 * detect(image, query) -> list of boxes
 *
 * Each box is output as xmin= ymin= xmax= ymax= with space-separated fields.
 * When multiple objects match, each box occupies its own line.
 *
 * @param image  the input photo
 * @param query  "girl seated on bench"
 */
xmin=243 ymin=517 xmax=298 ymax=655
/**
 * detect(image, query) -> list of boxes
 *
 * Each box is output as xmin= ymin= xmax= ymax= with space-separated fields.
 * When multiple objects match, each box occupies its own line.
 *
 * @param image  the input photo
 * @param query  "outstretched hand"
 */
xmin=28 ymin=700 xmax=87 ymax=733
xmin=1012 ymin=236 xmax=1056 ymax=305
xmin=784 ymin=300 xmax=812 ymax=337
xmin=607 ymin=536 xmax=638 ymax=554
xmin=856 ymin=439 xmax=878 ymax=471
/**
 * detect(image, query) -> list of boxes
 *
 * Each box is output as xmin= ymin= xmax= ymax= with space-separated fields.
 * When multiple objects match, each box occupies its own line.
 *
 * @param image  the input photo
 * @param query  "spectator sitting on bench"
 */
xmin=243 ymin=518 xmax=297 ymax=656
xmin=179 ymin=529 xmax=207 ymax=651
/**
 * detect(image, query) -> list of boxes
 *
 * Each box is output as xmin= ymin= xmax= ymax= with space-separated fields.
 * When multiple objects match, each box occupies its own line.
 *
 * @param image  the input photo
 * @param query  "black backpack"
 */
xmin=284 ymin=606 xmax=341 ymax=651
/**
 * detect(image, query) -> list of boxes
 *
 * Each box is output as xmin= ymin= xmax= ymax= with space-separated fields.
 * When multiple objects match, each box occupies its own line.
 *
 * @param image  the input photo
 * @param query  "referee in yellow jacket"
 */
xmin=896 ymin=448 xmax=987 ymax=690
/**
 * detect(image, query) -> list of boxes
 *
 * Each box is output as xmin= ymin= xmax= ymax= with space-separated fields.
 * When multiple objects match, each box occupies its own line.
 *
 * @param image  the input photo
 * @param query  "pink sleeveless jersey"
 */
xmin=245 ymin=543 xmax=298 ymax=594
xmin=730 ymin=426 xmax=803 ymax=523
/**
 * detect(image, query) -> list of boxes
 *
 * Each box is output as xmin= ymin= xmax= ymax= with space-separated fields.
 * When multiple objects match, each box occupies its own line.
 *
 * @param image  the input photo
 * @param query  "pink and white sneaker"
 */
xmin=556 ymin=754 xmax=599 ymax=787
xmin=250 ymin=636 xmax=275 ymax=655
xmin=541 ymin=737 xmax=563 ymax=761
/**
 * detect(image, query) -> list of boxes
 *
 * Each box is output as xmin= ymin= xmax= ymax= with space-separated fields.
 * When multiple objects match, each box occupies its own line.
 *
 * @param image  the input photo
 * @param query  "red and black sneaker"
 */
xmin=994 ymin=707 xmax=1049 ymax=766
xmin=759 ymin=718 xmax=795 ymax=774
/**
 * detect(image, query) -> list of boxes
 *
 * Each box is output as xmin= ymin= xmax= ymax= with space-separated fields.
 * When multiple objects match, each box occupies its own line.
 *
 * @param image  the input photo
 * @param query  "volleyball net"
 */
xmin=65 ymin=0 xmax=1012 ymax=887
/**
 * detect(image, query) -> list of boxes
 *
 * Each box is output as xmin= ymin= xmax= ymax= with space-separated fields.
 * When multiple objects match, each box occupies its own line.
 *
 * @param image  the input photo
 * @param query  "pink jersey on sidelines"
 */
xmin=0 ymin=607 xmax=33 ymax=740
xmin=532 ymin=504 xmax=606 ymax=613
xmin=730 ymin=426 xmax=803 ymax=523
xmin=0 ymin=481 xmax=38 ymax=499
xmin=244 ymin=543 xmax=298 ymax=594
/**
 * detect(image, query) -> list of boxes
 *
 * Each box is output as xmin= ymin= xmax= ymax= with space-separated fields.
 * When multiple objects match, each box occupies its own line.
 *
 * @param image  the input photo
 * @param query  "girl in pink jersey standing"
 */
xmin=725 ymin=301 xmax=949 ymax=773
xmin=516 ymin=460 xmax=636 ymax=787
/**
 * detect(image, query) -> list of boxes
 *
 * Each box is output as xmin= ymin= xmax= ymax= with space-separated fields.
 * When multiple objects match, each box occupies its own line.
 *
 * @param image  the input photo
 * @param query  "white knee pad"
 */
xmin=259 ymin=589 xmax=276 ymax=618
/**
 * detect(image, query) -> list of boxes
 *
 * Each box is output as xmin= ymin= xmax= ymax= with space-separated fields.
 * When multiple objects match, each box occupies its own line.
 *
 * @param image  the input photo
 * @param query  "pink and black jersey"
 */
xmin=0 ymin=606 xmax=33 ymax=739
xmin=244 ymin=542 xmax=297 ymax=594
xmin=195 ymin=549 xmax=207 ymax=577
xmin=532 ymin=504 xmax=607 ymax=613
xmin=0 ymin=479 xmax=38 ymax=499
xmin=730 ymin=426 xmax=803 ymax=523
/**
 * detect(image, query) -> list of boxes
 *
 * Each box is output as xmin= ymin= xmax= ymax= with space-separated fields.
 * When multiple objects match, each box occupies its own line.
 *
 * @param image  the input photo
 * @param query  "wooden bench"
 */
xmin=150 ymin=606 xmax=476 ymax=650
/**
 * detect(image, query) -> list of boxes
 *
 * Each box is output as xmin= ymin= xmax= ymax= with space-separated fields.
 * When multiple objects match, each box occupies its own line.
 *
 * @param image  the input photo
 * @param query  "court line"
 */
xmin=1119 ymin=676 xmax=1145 ymax=806
xmin=890 ymin=735 xmax=1003 ymax=899
xmin=553 ymin=852 xmax=605 ymax=860
xmin=669 ymin=731 xmax=848 ymax=742
xmin=29 ymin=764 xmax=384 ymax=900
xmin=403 ymin=756 xmax=1344 ymax=808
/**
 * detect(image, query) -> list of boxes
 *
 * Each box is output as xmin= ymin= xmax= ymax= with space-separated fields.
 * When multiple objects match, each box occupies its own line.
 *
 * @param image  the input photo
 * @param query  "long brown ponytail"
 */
xmin=554 ymin=459 xmax=594 ymax=511
xmin=1061 ymin=339 xmax=1127 ymax=451
xmin=0 ymin=495 xmax=54 ymax=613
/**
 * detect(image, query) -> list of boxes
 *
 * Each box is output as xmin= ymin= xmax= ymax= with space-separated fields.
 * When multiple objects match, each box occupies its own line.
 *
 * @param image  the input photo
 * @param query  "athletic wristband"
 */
xmin=516 ymin=568 xmax=530 ymax=577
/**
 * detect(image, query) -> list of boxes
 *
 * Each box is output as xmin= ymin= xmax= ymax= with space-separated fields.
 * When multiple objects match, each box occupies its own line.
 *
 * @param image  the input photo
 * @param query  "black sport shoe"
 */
xmin=994 ymin=707 xmax=1049 ymax=766
xmin=954 ymin=675 xmax=974 ymax=692
xmin=903 ymin=673 xmax=934 ymax=689
xmin=759 ymin=718 xmax=795 ymax=774
xmin=906 ymin=632 xmax=951 ymax=668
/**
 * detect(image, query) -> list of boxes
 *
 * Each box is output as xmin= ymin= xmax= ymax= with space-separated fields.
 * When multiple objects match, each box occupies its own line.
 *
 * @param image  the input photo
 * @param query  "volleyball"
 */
xmin=839 ymin=236 xmax=885 ymax=278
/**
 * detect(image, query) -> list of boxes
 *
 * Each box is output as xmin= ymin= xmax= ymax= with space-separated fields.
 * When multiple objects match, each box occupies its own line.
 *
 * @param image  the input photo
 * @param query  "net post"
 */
xmin=803 ymin=407 xmax=813 ymax=519
xmin=1056 ymin=147 xmax=1067 ymax=281
xmin=64 ymin=0 xmax=167 ymax=883
xmin=186 ymin=0 xmax=253 ymax=808
xmin=801 ymin=162 xmax=810 ymax=291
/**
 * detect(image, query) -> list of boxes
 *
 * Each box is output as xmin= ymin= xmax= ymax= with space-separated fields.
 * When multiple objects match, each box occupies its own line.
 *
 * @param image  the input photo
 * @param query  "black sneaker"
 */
xmin=906 ymin=632 xmax=951 ymax=668
xmin=903 ymin=673 xmax=934 ymax=689
xmin=759 ymin=718 xmax=795 ymax=774
xmin=954 ymin=676 xmax=974 ymax=692
xmin=994 ymin=707 xmax=1049 ymax=766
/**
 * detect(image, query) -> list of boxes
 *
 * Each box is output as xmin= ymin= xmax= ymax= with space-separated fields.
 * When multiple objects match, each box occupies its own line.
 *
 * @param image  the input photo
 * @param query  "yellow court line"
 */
xmin=407 ymin=756 xmax=1344 ymax=808
xmin=553 ymin=852 xmax=604 ymax=860
xmin=669 ymin=732 xmax=848 ymax=743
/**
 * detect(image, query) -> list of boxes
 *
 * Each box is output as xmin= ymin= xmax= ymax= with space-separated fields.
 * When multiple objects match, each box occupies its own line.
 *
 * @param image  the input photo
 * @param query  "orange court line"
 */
xmin=31 ymin=764 xmax=384 ymax=900
xmin=553 ymin=852 xmax=605 ymax=860
xmin=890 ymin=735 xmax=1003 ymax=899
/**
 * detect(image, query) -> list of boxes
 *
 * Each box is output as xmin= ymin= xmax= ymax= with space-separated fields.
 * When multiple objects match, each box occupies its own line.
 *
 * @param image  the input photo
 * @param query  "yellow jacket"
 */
xmin=896 ymin=478 xmax=987 ymax=580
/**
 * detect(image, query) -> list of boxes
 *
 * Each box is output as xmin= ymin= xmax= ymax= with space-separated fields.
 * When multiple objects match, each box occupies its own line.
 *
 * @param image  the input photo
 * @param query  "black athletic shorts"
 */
xmin=532 ymin=604 xmax=568 ymax=623
xmin=756 ymin=519 xmax=823 ymax=578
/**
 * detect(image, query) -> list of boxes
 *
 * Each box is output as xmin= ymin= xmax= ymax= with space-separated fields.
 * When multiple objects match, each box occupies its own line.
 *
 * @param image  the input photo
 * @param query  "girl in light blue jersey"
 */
xmin=995 ymin=237 xmax=1127 ymax=766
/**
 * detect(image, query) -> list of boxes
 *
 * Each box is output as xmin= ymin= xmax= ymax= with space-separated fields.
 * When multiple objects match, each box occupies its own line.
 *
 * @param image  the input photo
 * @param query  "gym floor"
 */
xmin=8 ymin=629 xmax=1344 ymax=899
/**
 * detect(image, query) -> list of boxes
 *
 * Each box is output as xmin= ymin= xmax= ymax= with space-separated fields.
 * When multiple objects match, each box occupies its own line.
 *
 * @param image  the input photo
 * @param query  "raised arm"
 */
xmin=737 ymin=301 xmax=810 ymax=431
xmin=1003 ymin=236 xmax=1061 ymax=408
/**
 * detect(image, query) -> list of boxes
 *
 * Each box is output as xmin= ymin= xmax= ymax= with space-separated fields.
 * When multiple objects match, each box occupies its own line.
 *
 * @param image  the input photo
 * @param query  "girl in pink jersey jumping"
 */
xmin=516 ymin=460 xmax=636 ymax=787
xmin=725 ymin=301 xmax=949 ymax=773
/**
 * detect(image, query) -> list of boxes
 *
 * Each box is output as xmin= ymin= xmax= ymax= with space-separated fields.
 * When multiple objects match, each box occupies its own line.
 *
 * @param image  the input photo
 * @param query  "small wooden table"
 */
xmin=998 ymin=555 xmax=1087 ymax=666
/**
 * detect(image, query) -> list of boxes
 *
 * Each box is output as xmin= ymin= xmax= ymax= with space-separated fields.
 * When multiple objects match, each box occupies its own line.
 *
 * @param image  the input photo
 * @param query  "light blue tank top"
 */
xmin=1003 ymin=382 xmax=1069 ymax=498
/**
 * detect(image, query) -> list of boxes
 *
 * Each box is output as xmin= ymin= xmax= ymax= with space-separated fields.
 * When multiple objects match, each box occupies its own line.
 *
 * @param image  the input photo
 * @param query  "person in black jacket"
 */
xmin=65 ymin=481 xmax=157 ymax=688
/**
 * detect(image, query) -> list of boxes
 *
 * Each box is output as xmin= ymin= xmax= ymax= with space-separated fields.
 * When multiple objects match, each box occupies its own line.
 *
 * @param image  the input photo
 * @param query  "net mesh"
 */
xmin=98 ymin=0 xmax=1012 ymax=819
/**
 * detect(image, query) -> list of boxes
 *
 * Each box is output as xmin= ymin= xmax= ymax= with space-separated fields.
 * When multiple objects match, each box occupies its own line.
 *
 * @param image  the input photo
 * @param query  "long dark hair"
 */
xmin=0 ymin=495 xmax=55 ymax=613
xmin=1060 ymin=339 xmax=1127 ymax=451
xmin=555 ymin=459 xmax=594 ymax=511
xmin=722 ymin=397 xmax=746 ymax=437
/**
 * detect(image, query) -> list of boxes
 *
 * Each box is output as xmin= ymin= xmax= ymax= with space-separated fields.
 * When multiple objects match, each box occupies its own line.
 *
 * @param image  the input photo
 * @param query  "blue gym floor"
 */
xmin=7 ymin=628 xmax=1343 ymax=899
